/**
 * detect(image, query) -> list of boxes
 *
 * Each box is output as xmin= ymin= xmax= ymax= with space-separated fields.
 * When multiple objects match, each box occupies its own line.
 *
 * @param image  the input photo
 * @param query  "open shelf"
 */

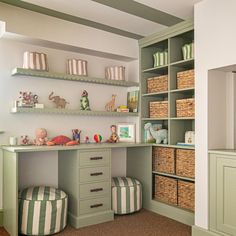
xmin=152 ymin=143 xmax=195 ymax=150
xmin=142 ymin=65 xmax=168 ymax=74
xmin=170 ymin=117 xmax=195 ymax=120
xmin=152 ymin=171 xmax=195 ymax=182
xmin=170 ymin=58 xmax=194 ymax=67
xmin=170 ymin=87 xmax=194 ymax=93
xmin=142 ymin=91 xmax=168 ymax=97
xmin=142 ymin=117 xmax=169 ymax=121
xmin=11 ymin=107 xmax=139 ymax=117
xmin=12 ymin=68 xmax=139 ymax=87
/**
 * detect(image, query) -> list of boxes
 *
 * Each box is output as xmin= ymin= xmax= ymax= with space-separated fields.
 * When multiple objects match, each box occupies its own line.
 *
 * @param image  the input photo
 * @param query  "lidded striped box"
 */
xmin=105 ymin=66 xmax=125 ymax=80
xmin=67 ymin=58 xmax=88 ymax=76
xmin=18 ymin=186 xmax=68 ymax=235
xmin=23 ymin=51 xmax=49 ymax=71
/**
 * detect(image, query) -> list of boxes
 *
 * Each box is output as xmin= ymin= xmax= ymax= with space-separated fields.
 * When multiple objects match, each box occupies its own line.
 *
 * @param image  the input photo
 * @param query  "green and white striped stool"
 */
xmin=111 ymin=177 xmax=142 ymax=215
xmin=18 ymin=186 xmax=68 ymax=235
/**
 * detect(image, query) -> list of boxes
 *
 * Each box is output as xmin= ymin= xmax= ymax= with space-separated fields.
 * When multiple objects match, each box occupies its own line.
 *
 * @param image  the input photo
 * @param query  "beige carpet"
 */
xmin=0 ymin=209 xmax=191 ymax=236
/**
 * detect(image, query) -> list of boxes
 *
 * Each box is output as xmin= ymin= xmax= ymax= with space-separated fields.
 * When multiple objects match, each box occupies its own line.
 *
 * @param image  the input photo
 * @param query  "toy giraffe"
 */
xmin=105 ymin=94 xmax=116 ymax=112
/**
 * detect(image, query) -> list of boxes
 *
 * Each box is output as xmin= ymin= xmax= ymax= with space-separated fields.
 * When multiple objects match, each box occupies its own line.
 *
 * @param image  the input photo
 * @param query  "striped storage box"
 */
xmin=111 ymin=177 xmax=142 ymax=215
xmin=182 ymin=43 xmax=194 ymax=60
xmin=105 ymin=66 xmax=125 ymax=80
xmin=23 ymin=52 xmax=49 ymax=71
xmin=153 ymin=50 xmax=168 ymax=67
xmin=18 ymin=186 xmax=68 ymax=235
xmin=67 ymin=59 xmax=88 ymax=76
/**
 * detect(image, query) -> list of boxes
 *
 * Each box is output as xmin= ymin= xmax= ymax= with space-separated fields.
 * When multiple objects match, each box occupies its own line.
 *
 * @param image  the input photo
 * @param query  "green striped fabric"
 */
xmin=18 ymin=186 xmax=67 ymax=235
xmin=182 ymin=43 xmax=194 ymax=60
xmin=153 ymin=50 xmax=168 ymax=67
xmin=111 ymin=177 xmax=142 ymax=215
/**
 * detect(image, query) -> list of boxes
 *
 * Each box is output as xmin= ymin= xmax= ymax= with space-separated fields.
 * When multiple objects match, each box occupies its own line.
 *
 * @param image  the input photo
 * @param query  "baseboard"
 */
xmin=192 ymin=225 xmax=222 ymax=236
xmin=0 ymin=209 xmax=3 ymax=227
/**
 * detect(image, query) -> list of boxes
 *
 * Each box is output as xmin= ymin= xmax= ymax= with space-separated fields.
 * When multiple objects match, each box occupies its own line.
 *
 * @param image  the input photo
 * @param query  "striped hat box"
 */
xmin=105 ymin=66 xmax=125 ymax=80
xmin=18 ymin=186 xmax=68 ymax=235
xmin=23 ymin=51 xmax=49 ymax=71
xmin=112 ymin=177 xmax=142 ymax=215
xmin=67 ymin=59 xmax=88 ymax=76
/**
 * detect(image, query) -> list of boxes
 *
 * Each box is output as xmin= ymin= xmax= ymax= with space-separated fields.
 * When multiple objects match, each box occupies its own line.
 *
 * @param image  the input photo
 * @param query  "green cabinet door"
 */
xmin=209 ymin=153 xmax=236 ymax=235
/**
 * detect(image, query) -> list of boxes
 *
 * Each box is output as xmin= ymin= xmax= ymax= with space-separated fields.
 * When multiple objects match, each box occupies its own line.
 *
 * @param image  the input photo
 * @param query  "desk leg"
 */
xmin=127 ymin=147 xmax=152 ymax=210
xmin=3 ymin=150 xmax=18 ymax=236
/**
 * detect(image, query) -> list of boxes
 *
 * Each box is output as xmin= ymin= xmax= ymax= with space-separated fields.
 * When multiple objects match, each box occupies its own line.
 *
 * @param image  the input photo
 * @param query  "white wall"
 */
xmin=0 ymin=4 xmax=139 ymax=209
xmin=195 ymin=0 xmax=236 ymax=229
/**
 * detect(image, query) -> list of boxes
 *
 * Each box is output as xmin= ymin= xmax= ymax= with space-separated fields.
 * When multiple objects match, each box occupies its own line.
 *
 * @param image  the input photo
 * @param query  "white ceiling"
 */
xmin=23 ymin=0 xmax=202 ymax=37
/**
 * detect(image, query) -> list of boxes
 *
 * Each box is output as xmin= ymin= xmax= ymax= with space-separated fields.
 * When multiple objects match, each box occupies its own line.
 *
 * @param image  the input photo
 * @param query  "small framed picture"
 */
xmin=117 ymin=123 xmax=136 ymax=143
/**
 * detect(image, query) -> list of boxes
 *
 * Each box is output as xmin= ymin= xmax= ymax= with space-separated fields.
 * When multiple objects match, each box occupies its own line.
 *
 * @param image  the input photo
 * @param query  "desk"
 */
xmin=2 ymin=143 xmax=152 ymax=236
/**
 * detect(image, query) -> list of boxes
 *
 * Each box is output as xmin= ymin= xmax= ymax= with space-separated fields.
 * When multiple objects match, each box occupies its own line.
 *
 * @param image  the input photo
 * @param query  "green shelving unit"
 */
xmin=139 ymin=19 xmax=195 ymax=225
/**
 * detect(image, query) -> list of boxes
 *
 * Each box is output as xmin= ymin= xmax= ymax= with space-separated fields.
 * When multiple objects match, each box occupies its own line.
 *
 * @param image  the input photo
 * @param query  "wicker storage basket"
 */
xmin=176 ymin=98 xmax=194 ymax=117
xmin=176 ymin=149 xmax=195 ymax=178
xmin=154 ymin=175 xmax=177 ymax=205
xmin=153 ymin=147 xmax=175 ymax=174
xmin=177 ymin=69 xmax=194 ymax=89
xmin=147 ymin=75 xmax=168 ymax=93
xmin=150 ymin=101 xmax=168 ymax=118
xmin=178 ymin=180 xmax=195 ymax=211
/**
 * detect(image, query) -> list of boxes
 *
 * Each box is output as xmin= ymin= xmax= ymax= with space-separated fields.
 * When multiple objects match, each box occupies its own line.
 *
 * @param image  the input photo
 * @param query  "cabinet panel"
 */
xmin=209 ymin=153 xmax=236 ymax=236
xmin=216 ymin=158 xmax=236 ymax=235
xmin=79 ymin=166 xmax=110 ymax=183
xmin=79 ymin=181 xmax=110 ymax=199
xmin=79 ymin=197 xmax=110 ymax=215
xmin=79 ymin=150 xmax=110 ymax=167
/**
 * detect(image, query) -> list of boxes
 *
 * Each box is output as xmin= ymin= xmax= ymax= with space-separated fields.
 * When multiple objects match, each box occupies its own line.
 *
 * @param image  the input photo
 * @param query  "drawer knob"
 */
xmin=90 ymin=203 xmax=103 ymax=208
xmin=90 ymin=172 xmax=103 ymax=176
xmin=90 ymin=156 xmax=103 ymax=160
xmin=90 ymin=188 xmax=103 ymax=192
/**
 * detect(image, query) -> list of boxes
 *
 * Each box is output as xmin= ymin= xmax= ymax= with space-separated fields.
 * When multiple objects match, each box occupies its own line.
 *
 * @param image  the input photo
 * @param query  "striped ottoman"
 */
xmin=18 ymin=186 xmax=68 ymax=235
xmin=112 ymin=177 xmax=142 ymax=215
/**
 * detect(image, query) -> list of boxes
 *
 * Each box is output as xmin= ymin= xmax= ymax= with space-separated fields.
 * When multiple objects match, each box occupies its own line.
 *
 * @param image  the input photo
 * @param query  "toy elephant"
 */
xmin=144 ymin=123 xmax=168 ymax=144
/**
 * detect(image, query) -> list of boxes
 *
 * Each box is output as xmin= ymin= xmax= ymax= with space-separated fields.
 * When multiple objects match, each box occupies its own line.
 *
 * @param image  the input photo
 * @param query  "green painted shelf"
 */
xmin=170 ymin=117 xmax=195 ymax=120
xmin=152 ymin=171 xmax=195 ymax=182
xmin=142 ymin=65 xmax=168 ymax=74
xmin=152 ymin=143 xmax=195 ymax=150
xmin=11 ymin=107 xmax=139 ymax=117
xmin=142 ymin=91 xmax=168 ymax=97
xmin=12 ymin=68 xmax=139 ymax=87
xmin=170 ymin=58 xmax=194 ymax=67
xmin=170 ymin=87 xmax=194 ymax=93
xmin=142 ymin=117 xmax=168 ymax=121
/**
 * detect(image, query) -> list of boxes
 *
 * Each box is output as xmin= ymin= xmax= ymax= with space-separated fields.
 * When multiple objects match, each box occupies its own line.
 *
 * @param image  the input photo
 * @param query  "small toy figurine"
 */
xmin=47 ymin=135 xmax=78 ymax=146
xmin=94 ymin=134 xmax=102 ymax=143
xmin=80 ymin=90 xmax=91 ymax=110
xmin=85 ymin=136 xmax=90 ymax=144
xmin=105 ymin=94 xmax=116 ymax=112
xmin=72 ymin=129 xmax=81 ymax=143
xmin=107 ymin=125 xmax=119 ymax=143
xmin=49 ymin=92 xmax=69 ymax=109
xmin=20 ymin=135 xmax=31 ymax=145
xmin=34 ymin=128 xmax=48 ymax=146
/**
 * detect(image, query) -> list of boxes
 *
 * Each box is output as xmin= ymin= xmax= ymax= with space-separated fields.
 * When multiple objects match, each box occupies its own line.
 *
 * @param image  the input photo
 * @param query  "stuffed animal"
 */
xmin=80 ymin=90 xmax=91 ymax=110
xmin=47 ymin=135 xmax=78 ymax=146
xmin=144 ymin=123 xmax=168 ymax=144
xmin=34 ymin=128 xmax=48 ymax=145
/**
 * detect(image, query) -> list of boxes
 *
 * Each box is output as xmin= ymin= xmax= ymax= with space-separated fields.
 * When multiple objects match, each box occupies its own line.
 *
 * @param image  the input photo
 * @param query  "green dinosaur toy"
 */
xmin=80 ymin=90 xmax=91 ymax=110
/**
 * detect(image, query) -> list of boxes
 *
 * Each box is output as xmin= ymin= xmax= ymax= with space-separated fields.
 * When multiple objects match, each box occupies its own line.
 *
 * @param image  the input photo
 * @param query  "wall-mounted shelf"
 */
xmin=11 ymin=107 xmax=139 ymax=117
xmin=0 ymin=131 xmax=4 ymax=134
xmin=12 ymin=68 xmax=139 ymax=87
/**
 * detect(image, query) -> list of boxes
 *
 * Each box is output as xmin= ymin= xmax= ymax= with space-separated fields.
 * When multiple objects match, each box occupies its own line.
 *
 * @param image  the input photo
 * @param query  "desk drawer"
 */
xmin=79 ymin=150 xmax=110 ymax=167
xmin=79 ymin=197 xmax=110 ymax=215
xmin=79 ymin=166 xmax=110 ymax=183
xmin=79 ymin=181 xmax=110 ymax=199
